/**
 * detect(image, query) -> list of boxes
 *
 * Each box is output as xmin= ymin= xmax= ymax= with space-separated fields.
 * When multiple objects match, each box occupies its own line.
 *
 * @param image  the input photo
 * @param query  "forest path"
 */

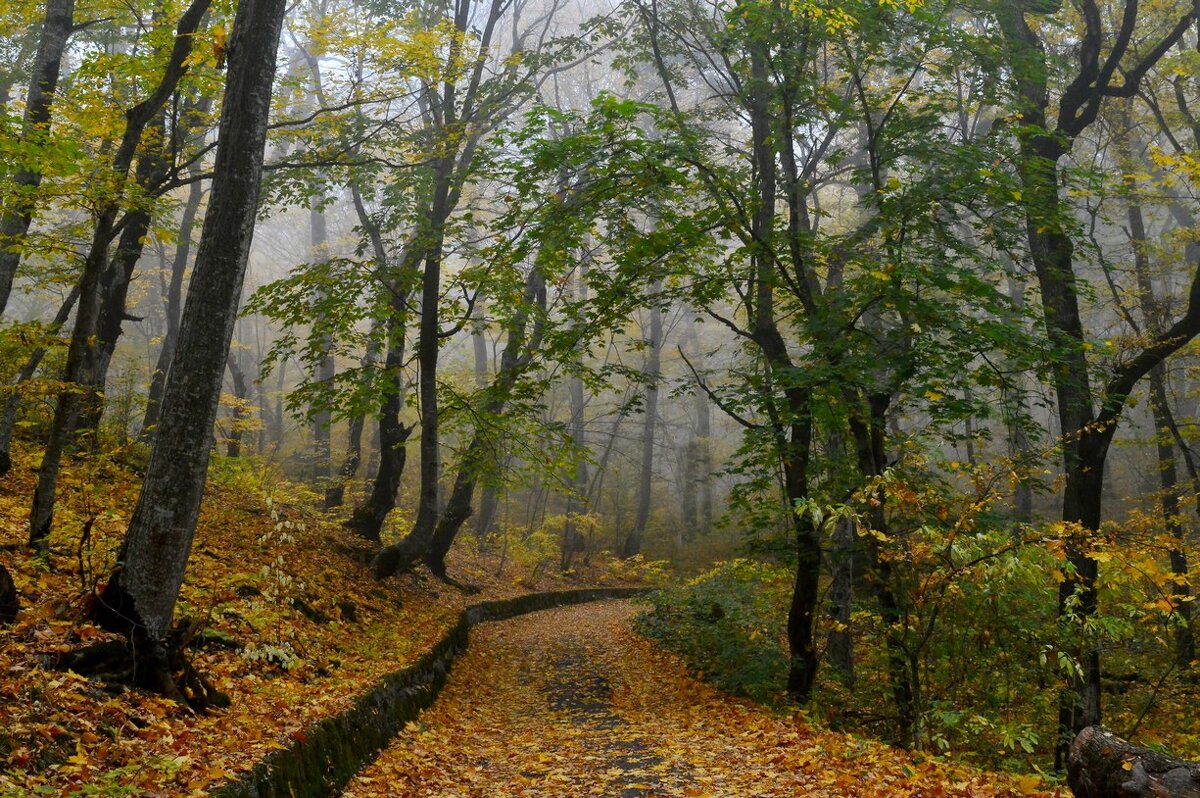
xmin=339 ymin=601 xmax=1045 ymax=798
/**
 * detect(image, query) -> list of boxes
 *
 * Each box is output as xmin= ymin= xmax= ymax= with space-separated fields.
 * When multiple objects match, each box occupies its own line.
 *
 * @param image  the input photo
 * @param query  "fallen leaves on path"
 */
xmin=0 ymin=445 xmax=632 ymax=796
xmin=344 ymin=601 xmax=1062 ymax=798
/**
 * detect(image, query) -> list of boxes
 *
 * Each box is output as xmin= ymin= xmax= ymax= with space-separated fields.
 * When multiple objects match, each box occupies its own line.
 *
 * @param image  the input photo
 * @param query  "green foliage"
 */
xmin=635 ymin=559 xmax=792 ymax=703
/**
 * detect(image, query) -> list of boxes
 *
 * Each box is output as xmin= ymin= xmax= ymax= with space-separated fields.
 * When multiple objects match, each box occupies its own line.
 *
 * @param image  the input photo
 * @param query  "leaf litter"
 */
xmin=343 ymin=601 xmax=1062 ymax=798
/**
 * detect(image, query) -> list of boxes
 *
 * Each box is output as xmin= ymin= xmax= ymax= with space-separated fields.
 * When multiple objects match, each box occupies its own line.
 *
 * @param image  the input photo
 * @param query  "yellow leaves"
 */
xmin=212 ymin=24 xmax=228 ymax=65
xmin=789 ymin=0 xmax=859 ymax=34
xmin=342 ymin=602 xmax=1054 ymax=798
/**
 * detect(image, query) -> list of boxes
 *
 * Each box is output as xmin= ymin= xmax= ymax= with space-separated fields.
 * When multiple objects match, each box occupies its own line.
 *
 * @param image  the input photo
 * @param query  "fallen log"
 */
xmin=1068 ymin=726 xmax=1200 ymax=798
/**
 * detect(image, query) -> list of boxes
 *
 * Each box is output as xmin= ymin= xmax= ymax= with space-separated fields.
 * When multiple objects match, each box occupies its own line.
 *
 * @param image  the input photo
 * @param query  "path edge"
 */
xmin=211 ymin=586 xmax=649 ymax=798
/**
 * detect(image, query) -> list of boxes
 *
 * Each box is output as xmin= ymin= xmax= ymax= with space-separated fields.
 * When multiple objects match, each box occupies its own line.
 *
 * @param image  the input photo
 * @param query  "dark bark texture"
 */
xmin=0 ymin=0 xmax=75 ymax=318
xmin=28 ymin=0 xmax=212 ymax=554
xmin=1068 ymin=726 xmax=1200 ymax=798
xmin=621 ymin=280 xmax=662 ymax=559
xmin=0 ymin=562 xmax=17 ymax=625
xmin=94 ymin=0 xmax=286 ymax=704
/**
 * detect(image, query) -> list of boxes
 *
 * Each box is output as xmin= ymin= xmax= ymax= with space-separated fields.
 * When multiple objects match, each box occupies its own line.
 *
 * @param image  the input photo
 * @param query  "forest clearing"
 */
xmin=3 ymin=0 xmax=1200 ymax=793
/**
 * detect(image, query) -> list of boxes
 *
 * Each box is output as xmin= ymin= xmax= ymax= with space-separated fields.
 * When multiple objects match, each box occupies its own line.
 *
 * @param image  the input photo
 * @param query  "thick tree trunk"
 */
xmin=94 ymin=0 xmax=285 ymax=705
xmin=28 ymin=1 xmax=212 ymax=554
xmin=1068 ymin=726 xmax=1200 ymax=798
xmin=621 ymin=279 xmax=662 ymax=559
xmin=996 ymin=9 xmax=1196 ymax=766
xmin=0 ymin=0 xmax=75 ymax=319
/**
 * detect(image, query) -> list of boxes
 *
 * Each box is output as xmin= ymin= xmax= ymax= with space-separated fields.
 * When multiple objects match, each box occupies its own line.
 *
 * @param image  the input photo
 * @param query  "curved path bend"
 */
xmin=341 ymin=601 xmax=1043 ymax=798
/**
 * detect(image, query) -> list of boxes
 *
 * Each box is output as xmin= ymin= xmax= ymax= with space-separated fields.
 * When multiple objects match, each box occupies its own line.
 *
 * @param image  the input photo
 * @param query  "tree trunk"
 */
xmin=826 ymin=511 xmax=856 ymax=688
xmin=409 ymin=157 xmax=455 ymax=560
xmin=996 ymin=8 xmax=1197 ymax=766
xmin=143 ymin=103 xmax=210 ymax=438
xmin=28 ymin=0 xmax=212 ymax=554
xmin=0 ymin=562 xmax=17 ymax=625
xmin=471 ymin=313 xmax=500 ymax=542
xmin=0 ymin=0 xmax=75 ymax=319
xmin=224 ymin=352 xmax=249 ymax=457
xmin=847 ymin=392 xmax=919 ymax=747
xmin=375 ymin=264 xmax=547 ymax=579
xmin=1068 ymin=726 xmax=1200 ymax=798
xmin=344 ymin=186 xmax=417 ymax=540
xmin=93 ymin=0 xmax=285 ymax=705
xmin=1001 ymin=262 xmax=1034 ymax=523
xmin=621 ymin=279 xmax=662 ymax=559
xmin=310 ymin=201 xmax=334 ymax=482
xmin=681 ymin=312 xmax=713 ymax=540
xmin=79 ymin=116 xmax=171 ymax=435
xmin=0 ymin=284 xmax=80 ymax=476
xmin=345 ymin=321 xmax=412 ymax=541
xmin=1126 ymin=194 xmax=1195 ymax=667
xmin=324 ymin=321 xmax=379 ymax=510
xmin=562 ymin=269 xmax=589 ymax=568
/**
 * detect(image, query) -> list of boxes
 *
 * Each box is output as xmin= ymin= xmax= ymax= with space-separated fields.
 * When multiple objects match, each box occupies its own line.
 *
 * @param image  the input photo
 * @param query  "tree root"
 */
xmin=372 ymin=540 xmax=479 ymax=594
xmin=55 ymin=628 xmax=230 ymax=711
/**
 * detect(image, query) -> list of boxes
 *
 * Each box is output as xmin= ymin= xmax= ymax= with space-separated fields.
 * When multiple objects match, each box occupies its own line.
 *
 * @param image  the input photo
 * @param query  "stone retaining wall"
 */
xmin=212 ymin=587 xmax=647 ymax=798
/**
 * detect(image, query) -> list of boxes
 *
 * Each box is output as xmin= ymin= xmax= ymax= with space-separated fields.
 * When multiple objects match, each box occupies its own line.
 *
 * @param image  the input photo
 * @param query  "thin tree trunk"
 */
xmin=325 ymin=322 xmax=380 ymax=510
xmin=94 ymin=0 xmax=285 ymax=705
xmin=562 ymin=268 xmax=589 ymax=568
xmin=0 ymin=284 xmax=81 ymax=475
xmin=142 ymin=102 xmax=210 ymax=437
xmin=471 ymin=312 xmax=500 ymax=542
xmin=1125 ymin=162 xmax=1195 ymax=667
xmin=375 ymin=263 xmax=547 ymax=578
xmin=345 ymin=185 xmax=417 ymax=541
xmin=79 ymin=115 xmax=171 ymax=435
xmin=682 ymin=311 xmax=712 ymax=539
xmin=0 ymin=0 xmax=75 ymax=318
xmin=826 ymin=514 xmax=856 ymax=688
xmin=1001 ymin=262 xmax=1035 ymax=523
xmin=847 ymin=392 xmax=919 ymax=747
xmin=310 ymin=201 xmax=334 ymax=482
xmin=224 ymin=352 xmax=249 ymax=457
xmin=408 ymin=157 xmax=456 ymax=557
xmin=621 ymin=279 xmax=662 ymax=559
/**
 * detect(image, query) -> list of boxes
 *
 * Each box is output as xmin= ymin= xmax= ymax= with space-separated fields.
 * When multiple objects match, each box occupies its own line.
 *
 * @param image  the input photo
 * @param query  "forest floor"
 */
xmin=0 ymin=444 xmax=637 ymax=796
xmin=343 ymin=601 xmax=1062 ymax=798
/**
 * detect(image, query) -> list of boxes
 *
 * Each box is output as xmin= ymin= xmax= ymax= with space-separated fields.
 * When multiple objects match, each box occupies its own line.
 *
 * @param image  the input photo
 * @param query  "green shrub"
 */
xmin=634 ymin=559 xmax=791 ymax=703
